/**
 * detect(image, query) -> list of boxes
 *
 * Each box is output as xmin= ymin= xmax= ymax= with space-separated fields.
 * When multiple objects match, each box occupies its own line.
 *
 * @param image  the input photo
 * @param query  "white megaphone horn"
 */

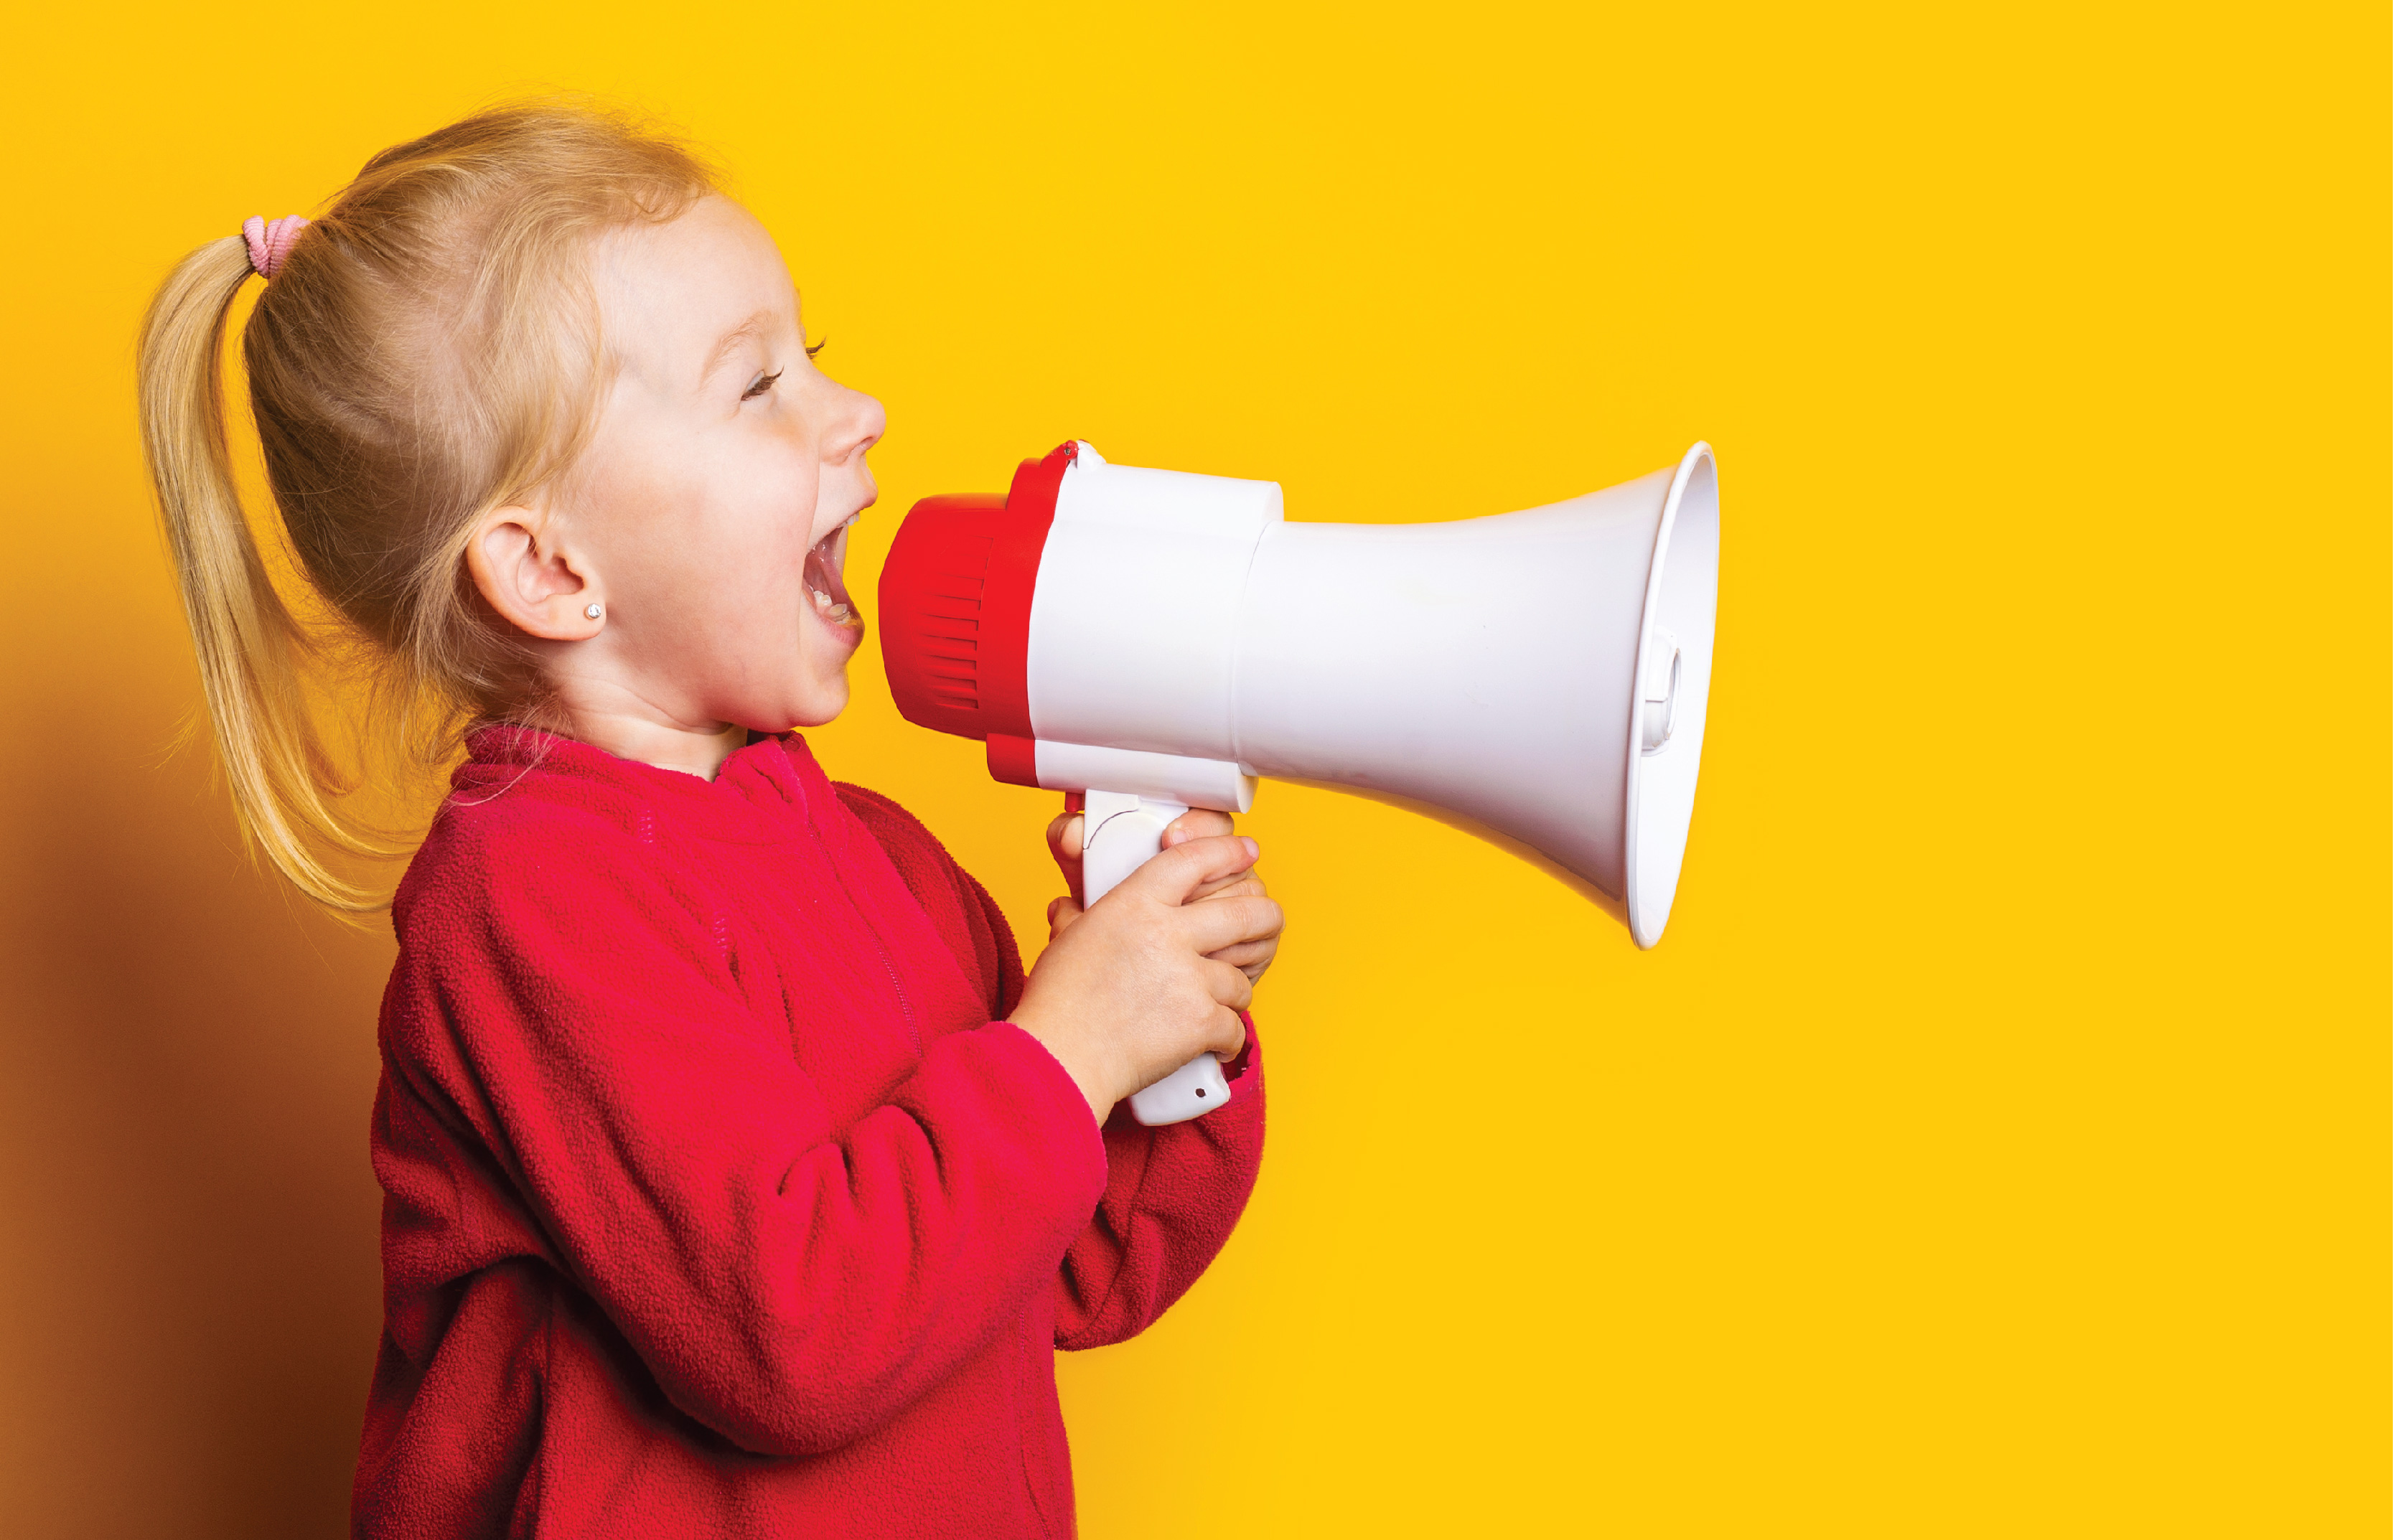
xmin=881 ymin=440 xmax=1720 ymax=1125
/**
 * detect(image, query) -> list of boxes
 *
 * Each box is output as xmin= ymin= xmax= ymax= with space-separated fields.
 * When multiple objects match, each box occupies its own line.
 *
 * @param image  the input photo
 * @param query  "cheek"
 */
xmin=573 ymin=423 xmax=706 ymax=586
xmin=627 ymin=450 xmax=811 ymax=604
xmin=713 ymin=440 xmax=820 ymax=562
xmin=725 ymin=451 xmax=823 ymax=616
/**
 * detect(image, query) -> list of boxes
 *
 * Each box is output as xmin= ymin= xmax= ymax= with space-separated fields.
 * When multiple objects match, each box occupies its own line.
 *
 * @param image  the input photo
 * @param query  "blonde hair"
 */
xmin=137 ymin=103 xmax=716 ymax=909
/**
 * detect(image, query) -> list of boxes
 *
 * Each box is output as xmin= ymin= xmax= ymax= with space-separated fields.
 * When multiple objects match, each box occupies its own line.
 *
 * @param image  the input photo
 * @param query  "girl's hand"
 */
xmin=1044 ymin=808 xmax=1280 ymax=981
xmin=1011 ymin=833 xmax=1284 ymax=1125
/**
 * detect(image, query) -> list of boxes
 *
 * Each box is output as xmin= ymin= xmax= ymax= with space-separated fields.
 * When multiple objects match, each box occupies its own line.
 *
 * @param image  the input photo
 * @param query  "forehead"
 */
xmin=593 ymin=197 xmax=796 ymax=366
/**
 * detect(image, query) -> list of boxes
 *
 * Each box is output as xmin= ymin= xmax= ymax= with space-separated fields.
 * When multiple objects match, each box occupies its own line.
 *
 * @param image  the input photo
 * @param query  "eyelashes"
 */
xmin=741 ymin=337 xmax=828 ymax=401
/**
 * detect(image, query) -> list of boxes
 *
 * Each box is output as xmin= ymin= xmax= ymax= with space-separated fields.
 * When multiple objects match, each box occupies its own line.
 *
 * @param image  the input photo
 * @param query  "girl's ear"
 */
xmin=466 ymin=503 xmax=603 ymax=642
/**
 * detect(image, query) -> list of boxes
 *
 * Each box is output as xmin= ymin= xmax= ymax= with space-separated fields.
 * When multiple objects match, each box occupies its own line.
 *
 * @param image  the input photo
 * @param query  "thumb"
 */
xmin=1122 ymin=833 xmax=1261 ymax=906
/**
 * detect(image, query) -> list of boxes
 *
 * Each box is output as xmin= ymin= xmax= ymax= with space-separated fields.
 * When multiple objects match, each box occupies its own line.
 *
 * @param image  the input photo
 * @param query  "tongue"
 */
xmin=805 ymin=533 xmax=859 ymax=621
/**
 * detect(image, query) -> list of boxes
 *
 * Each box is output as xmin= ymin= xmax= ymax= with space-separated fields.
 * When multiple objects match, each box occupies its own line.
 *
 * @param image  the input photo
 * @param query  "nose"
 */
xmin=823 ymin=382 xmax=886 ymax=466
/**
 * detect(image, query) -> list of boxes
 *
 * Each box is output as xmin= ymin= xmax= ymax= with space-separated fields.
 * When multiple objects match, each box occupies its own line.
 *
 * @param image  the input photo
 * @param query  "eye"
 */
xmin=742 ymin=368 xmax=784 ymax=401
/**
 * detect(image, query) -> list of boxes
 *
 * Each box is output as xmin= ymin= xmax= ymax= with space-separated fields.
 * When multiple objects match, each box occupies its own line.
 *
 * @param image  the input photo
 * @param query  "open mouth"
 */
xmin=805 ymin=517 xmax=862 ymax=632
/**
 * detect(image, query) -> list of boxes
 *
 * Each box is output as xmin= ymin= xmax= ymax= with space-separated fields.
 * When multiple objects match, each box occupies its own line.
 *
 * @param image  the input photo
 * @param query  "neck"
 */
xmin=543 ymin=677 xmax=749 ymax=781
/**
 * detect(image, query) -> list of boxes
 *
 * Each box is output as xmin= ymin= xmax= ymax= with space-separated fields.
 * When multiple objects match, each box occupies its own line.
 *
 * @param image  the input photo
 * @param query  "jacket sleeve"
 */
xmin=1052 ymin=1024 xmax=1266 ymax=1349
xmin=383 ymin=813 xmax=1108 ymax=1459
xmin=830 ymin=780 xmax=1270 ymax=1349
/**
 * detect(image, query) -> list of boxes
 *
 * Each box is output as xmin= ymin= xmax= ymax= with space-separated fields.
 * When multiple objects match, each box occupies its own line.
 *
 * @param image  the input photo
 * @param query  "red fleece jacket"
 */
xmin=355 ymin=728 xmax=1265 ymax=1538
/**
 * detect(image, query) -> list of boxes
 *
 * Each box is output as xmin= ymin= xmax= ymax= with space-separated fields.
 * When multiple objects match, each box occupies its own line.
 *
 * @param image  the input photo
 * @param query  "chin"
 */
xmin=785 ymin=674 xmax=852 ymax=730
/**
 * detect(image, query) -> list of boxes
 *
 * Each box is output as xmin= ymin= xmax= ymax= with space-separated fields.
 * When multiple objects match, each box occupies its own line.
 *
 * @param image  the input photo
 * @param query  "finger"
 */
xmin=1046 ymin=896 xmax=1085 ymax=935
xmin=1204 ymin=1004 xmax=1250 ymax=1061
xmin=1160 ymin=808 xmax=1236 ymax=848
xmin=1046 ymin=812 xmax=1085 ymax=862
xmin=1178 ymin=893 xmax=1284 ymax=956
xmin=1186 ymin=873 xmax=1266 ymax=904
xmin=1203 ymin=938 xmax=1276 ymax=971
xmin=1124 ymin=834 xmax=1261 ymax=905
xmin=1202 ymin=957 xmax=1255 ymax=1015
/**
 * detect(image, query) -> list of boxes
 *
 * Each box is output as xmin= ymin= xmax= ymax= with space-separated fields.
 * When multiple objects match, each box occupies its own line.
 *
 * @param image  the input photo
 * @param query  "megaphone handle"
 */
xmin=1078 ymin=789 xmax=1236 ymax=1127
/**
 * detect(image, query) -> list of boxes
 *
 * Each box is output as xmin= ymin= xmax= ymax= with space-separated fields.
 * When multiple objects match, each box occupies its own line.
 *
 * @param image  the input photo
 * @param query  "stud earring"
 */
xmin=584 ymin=604 xmax=603 ymax=621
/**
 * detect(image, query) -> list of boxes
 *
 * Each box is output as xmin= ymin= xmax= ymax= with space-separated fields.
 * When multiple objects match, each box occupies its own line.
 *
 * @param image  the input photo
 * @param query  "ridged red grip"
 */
xmin=878 ymin=441 xmax=1079 ymax=745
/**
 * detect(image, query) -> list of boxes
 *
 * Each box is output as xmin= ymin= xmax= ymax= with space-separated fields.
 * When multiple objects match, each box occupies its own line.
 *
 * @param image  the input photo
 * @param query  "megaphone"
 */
xmin=881 ymin=440 xmax=1720 ymax=1125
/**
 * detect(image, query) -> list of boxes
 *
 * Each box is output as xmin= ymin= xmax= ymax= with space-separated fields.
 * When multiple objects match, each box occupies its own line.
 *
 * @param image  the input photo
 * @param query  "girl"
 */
xmin=137 ymin=103 xmax=1283 ymax=1537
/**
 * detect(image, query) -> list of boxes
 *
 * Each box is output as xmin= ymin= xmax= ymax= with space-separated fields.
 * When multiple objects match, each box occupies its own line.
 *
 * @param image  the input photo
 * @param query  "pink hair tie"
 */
xmin=241 ymin=215 xmax=310 ymax=280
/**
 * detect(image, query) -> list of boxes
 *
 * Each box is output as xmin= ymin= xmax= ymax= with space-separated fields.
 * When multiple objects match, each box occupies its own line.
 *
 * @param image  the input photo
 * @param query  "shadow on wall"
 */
xmin=0 ymin=703 xmax=391 ymax=1538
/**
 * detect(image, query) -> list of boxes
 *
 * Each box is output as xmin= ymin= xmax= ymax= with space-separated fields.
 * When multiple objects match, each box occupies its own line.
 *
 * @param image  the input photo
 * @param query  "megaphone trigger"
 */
xmin=1080 ymin=789 xmax=1187 ymax=907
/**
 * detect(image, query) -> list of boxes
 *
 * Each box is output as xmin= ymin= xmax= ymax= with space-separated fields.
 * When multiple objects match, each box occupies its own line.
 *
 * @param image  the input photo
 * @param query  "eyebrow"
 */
xmin=699 ymin=309 xmax=779 ymax=388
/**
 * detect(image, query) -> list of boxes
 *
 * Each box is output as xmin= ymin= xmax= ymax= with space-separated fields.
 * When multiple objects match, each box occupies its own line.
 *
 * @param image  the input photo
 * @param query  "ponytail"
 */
xmin=137 ymin=237 xmax=386 ymax=911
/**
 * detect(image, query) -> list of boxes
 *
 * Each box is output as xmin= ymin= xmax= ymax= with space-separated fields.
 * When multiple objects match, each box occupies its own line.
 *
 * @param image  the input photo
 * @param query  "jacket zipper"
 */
xmin=788 ymin=751 xmax=921 ymax=1058
xmin=817 ymin=825 xmax=920 ymax=1057
xmin=868 ymin=922 xmax=921 ymax=1057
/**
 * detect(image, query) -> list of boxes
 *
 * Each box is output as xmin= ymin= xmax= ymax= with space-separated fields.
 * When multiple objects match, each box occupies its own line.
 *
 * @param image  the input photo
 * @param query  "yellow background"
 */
xmin=2 ymin=2 xmax=2384 ymax=1535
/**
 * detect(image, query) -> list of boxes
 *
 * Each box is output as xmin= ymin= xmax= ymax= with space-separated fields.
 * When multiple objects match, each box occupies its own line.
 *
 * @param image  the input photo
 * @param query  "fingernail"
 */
xmin=1242 ymin=837 xmax=1259 ymax=862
